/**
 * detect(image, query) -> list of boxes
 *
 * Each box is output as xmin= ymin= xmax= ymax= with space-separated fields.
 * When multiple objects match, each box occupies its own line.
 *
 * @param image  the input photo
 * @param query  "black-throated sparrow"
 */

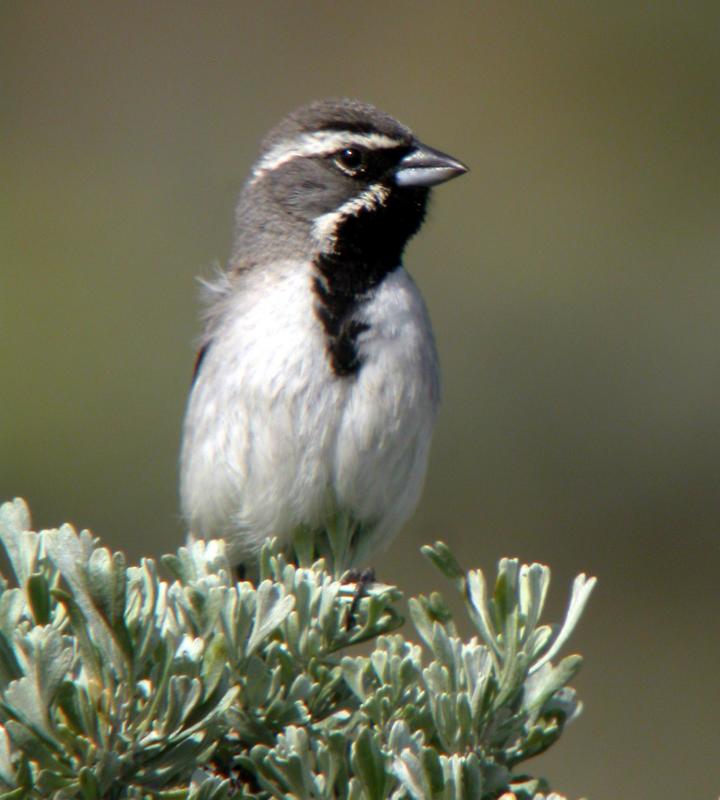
xmin=180 ymin=99 xmax=467 ymax=568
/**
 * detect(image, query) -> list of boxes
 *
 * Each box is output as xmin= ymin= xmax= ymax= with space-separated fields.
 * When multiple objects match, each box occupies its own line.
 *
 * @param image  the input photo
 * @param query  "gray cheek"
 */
xmin=269 ymin=159 xmax=353 ymax=221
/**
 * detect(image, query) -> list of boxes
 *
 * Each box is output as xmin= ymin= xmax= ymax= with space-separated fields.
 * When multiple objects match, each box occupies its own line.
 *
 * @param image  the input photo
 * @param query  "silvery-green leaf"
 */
xmin=4 ymin=677 xmax=51 ymax=737
xmin=316 ymin=731 xmax=350 ymax=797
xmin=183 ymin=686 xmax=238 ymax=737
xmin=44 ymin=526 xmax=124 ymax=674
xmin=461 ymin=642 xmax=492 ymax=712
xmin=351 ymin=727 xmax=388 ymax=800
xmin=243 ymin=654 xmax=273 ymax=707
xmin=430 ymin=623 xmax=456 ymax=669
xmin=518 ymin=564 xmax=549 ymax=646
xmin=287 ymin=674 xmax=313 ymax=704
xmin=525 ymin=625 xmax=553 ymax=662
xmin=291 ymin=524 xmax=316 ymax=569
xmin=186 ymin=770 xmax=233 ymax=800
xmin=194 ymin=586 xmax=226 ymax=639
xmin=524 ymin=656 xmax=583 ymax=716
xmin=543 ymin=686 xmax=581 ymax=724
xmin=26 ymin=574 xmax=50 ymax=626
xmin=51 ymin=586 xmax=106 ymax=683
xmin=270 ymin=752 xmax=310 ymax=799
xmin=201 ymin=633 xmax=228 ymax=698
xmin=392 ymin=749 xmax=427 ymax=800
xmin=162 ymin=548 xmax=195 ymax=583
xmin=0 ymin=727 xmax=16 ymax=787
xmin=78 ymin=766 xmax=100 ymax=800
xmin=456 ymin=693 xmax=473 ymax=742
xmin=421 ymin=542 xmax=465 ymax=589
xmin=493 ymin=558 xmax=520 ymax=632
xmin=480 ymin=762 xmax=510 ymax=796
xmin=507 ymin=775 xmax=551 ymax=797
xmin=0 ymin=499 xmax=34 ymax=587
xmin=530 ymin=574 xmax=596 ymax=674
xmin=465 ymin=570 xmax=501 ymax=660
xmin=347 ymin=777 xmax=366 ymax=800
xmin=341 ymin=657 xmax=368 ymax=701
xmin=494 ymin=650 xmax=530 ymax=710
xmin=138 ymin=734 xmax=215 ymax=783
xmin=55 ymin=681 xmax=87 ymax=735
xmin=426 ymin=591 xmax=454 ymax=628
xmin=246 ymin=581 xmax=294 ymax=656
xmin=454 ymin=752 xmax=484 ymax=800
xmin=420 ymin=746 xmax=443 ymax=796
xmin=292 ymin=575 xmax=313 ymax=629
xmin=3 ymin=717 xmax=63 ymax=771
xmin=0 ymin=629 xmax=22 ymax=685
xmin=0 ymin=589 xmax=26 ymax=642
xmin=29 ymin=627 xmax=73 ymax=710
xmin=422 ymin=661 xmax=448 ymax=697
xmin=370 ymin=646 xmax=388 ymax=682
xmin=176 ymin=634 xmax=204 ymax=663
xmin=318 ymin=579 xmax=340 ymax=634
xmin=161 ymin=675 xmax=199 ymax=735
xmin=86 ymin=547 xmax=126 ymax=629
xmin=408 ymin=597 xmax=434 ymax=650
xmin=387 ymin=721 xmax=418 ymax=756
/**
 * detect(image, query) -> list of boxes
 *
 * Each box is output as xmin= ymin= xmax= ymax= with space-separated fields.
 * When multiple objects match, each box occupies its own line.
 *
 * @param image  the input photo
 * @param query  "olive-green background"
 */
xmin=3 ymin=2 xmax=720 ymax=796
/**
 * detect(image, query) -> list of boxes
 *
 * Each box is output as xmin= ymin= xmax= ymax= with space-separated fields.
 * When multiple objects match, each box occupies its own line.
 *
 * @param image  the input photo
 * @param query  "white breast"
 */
xmin=333 ymin=268 xmax=440 ymax=558
xmin=180 ymin=261 xmax=439 ymax=565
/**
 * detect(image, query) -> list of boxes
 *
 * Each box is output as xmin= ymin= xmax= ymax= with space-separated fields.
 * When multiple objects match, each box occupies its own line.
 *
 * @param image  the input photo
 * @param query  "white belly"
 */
xmin=180 ymin=261 xmax=439 ymax=564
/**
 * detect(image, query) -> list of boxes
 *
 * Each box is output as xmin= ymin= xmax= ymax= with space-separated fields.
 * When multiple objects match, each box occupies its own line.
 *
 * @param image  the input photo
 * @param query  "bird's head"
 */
xmin=231 ymin=99 xmax=468 ymax=270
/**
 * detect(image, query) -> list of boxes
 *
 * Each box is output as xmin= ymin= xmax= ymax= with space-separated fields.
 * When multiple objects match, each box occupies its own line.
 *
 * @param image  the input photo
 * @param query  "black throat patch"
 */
xmin=313 ymin=252 xmax=395 ymax=377
xmin=312 ymin=185 xmax=428 ymax=377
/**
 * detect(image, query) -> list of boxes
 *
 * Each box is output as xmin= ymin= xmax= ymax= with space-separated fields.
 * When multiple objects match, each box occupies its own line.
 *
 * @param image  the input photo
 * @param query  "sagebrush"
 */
xmin=0 ymin=499 xmax=594 ymax=799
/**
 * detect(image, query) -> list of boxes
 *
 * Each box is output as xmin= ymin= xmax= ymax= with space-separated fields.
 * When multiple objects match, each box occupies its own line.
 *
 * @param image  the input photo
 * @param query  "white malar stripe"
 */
xmin=251 ymin=131 xmax=402 ymax=182
xmin=312 ymin=183 xmax=391 ymax=248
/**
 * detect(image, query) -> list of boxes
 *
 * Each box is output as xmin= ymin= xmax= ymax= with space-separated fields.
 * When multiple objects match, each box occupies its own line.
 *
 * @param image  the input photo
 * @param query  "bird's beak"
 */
xmin=394 ymin=142 xmax=469 ymax=187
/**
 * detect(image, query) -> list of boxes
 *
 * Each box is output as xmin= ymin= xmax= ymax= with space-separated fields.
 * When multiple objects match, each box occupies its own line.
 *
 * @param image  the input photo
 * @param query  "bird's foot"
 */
xmin=341 ymin=567 xmax=376 ymax=630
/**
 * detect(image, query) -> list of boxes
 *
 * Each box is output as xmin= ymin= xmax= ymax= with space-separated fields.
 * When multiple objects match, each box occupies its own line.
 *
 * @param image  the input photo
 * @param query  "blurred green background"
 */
xmin=3 ymin=2 xmax=720 ymax=795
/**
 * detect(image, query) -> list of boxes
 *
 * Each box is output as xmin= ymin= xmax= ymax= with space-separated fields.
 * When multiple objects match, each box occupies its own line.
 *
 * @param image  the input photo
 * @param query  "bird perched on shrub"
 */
xmin=180 ymin=98 xmax=467 ymax=570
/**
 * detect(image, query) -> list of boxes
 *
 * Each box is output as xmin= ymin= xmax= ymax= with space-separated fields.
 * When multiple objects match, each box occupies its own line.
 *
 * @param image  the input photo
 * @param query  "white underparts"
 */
xmin=179 ymin=261 xmax=440 ymax=565
xmin=312 ymin=183 xmax=390 ymax=250
xmin=250 ymin=131 xmax=402 ymax=184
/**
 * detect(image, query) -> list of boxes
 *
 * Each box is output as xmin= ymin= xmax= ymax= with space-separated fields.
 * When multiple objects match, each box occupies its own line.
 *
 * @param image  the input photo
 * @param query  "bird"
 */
xmin=179 ymin=98 xmax=467 ymax=572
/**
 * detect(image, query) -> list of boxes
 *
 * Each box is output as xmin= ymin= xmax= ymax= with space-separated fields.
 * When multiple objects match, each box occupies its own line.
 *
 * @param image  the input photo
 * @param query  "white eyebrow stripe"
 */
xmin=251 ymin=131 xmax=404 ymax=182
xmin=312 ymin=182 xmax=391 ymax=249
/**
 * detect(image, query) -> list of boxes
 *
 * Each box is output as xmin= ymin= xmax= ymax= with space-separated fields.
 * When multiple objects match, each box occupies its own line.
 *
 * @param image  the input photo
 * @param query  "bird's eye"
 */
xmin=334 ymin=147 xmax=367 ymax=174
